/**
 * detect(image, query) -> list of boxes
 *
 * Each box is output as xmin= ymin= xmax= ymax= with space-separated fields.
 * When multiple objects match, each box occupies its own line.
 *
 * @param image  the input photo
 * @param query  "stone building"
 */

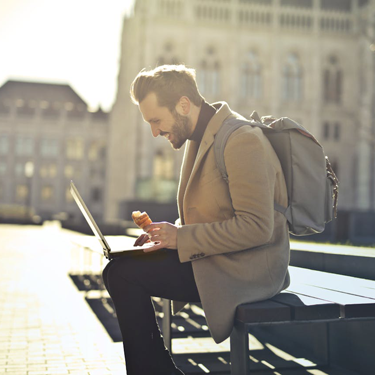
xmin=105 ymin=0 xmax=375 ymax=221
xmin=0 ymin=80 xmax=108 ymax=222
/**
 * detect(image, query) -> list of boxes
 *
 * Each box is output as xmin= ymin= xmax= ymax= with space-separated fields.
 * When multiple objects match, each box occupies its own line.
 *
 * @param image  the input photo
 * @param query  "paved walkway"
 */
xmin=0 ymin=223 xmax=362 ymax=375
xmin=0 ymin=223 xmax=125 ymax=374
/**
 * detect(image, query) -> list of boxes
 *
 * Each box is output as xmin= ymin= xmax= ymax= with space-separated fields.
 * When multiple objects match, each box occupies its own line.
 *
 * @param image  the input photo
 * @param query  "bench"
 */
xmin=163 ymin=266 xmax=375 ymax=374
xmin=69 ymin=236 xmax=375 ymax=373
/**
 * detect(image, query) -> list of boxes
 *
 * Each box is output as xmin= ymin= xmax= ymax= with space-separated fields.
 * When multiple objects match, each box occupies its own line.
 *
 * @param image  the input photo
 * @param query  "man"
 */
xmin=103 ymin=64 xmax=290 ymax=375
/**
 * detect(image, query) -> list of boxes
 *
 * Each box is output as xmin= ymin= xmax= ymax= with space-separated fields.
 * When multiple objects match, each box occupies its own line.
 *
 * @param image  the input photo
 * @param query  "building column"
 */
xmin=357 ymin=26 xmax=374 ymax=210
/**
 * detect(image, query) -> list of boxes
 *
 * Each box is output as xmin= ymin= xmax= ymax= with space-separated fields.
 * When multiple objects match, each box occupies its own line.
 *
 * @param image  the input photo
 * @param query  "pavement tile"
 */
xmin=67 ymin=364 xmax=86 ymax=371
xmin=0 ymin=224 xmax=125 ymax=374
xmin=88 ymin=370 xmax=111 ymax=375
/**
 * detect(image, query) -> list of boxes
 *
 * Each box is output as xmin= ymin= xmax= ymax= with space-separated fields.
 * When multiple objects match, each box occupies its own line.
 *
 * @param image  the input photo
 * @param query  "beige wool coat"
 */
xmin=174 ymin=102 xmax=290 ymax=344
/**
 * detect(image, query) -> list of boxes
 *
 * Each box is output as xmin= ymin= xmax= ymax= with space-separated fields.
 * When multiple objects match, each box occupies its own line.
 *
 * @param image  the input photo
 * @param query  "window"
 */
xmin=157 ymin=42 xmax=180 ymax=66
xmin=334 ymin=123 xmax=340 ymax=140
xmin=15 ymin=137 xmax=33 ymax=156
xmin=66 ymin=187 xmax=74 ymax=202
xmin=0 ymin=100 xmax=11 ymax=115
xmin=197 ymin=47 xmax=221 ymax=97
xmin=40 ymin=164 xmax=57 ymax=178
xmin=91 ymin=187 xmax=102 ymax=202
xmin=40 ymin=139 xmax=59 ymax=157
xmin=42 ymin=102 xmax=60 ymax=119
xmin=15 ymin=163 xmax=25 ymax=177
xmin=323 ymin=55 xmax=342 ymax=103
xmin=16 ymin=99 xmax=24 ymax=108
xmin=65 ymin=102 xmax=74 ymax=111
xmin=0 ymin=162 xmax=6 ymax=175
xmin=322 ymin=122 xmax=341 ymax=141
xmin=64 ymin=165 xmax=81 ymax=179
xmin=41 ymin=186 xmax=53 ymax=201
xmin=241 ymin=51 xmax=262 ymax=99
xmin=0 ymin=136 xmax=8 ymax=154
xmin=66 ymin=103 xmax=86 ymax=121
xmin=66 ymin=139 xmax=84 ymax=160
xmin=88 ymin=141 xmax=106 ymax=161
xmin=16 ymin=184 xmax=29 ymax=201
xmin=40 ymin=101 xmax=49 ymax=109
xmin=64 ymin=165 xmax=74 ymax=179
xmin=282 ymin=53 xmax=302 ymax=101
xmin=17 ymin=100 xmax=36 ymax=117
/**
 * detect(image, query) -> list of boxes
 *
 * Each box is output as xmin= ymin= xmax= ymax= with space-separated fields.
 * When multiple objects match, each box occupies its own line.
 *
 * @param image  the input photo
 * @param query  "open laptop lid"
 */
xmin=70 ymin=181 xmax=111 ymax=259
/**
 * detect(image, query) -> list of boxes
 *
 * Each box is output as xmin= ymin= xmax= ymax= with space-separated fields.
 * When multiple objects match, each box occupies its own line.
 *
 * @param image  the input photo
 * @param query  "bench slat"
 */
xmin=236 ymin=300 xmax=291 ymax=324
xmin=289 ymin=266 xmax=375 ymax=299
xmin=271 ymin=292 xmax=340 ymax=321
xmin=287 ymin=283 xmax=375 ymax=318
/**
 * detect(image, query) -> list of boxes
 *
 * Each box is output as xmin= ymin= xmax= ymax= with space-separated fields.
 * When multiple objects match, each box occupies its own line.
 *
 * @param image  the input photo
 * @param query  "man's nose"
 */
xmin=150 ymin=124 xmax=160 ymax=138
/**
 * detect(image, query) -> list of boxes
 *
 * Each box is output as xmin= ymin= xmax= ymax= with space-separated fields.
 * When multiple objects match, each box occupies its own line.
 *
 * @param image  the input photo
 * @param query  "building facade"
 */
xmin=105 ymin=0 xmax=375 ymax=221
xmin=0 ymin=80 xmax=108 ymax=222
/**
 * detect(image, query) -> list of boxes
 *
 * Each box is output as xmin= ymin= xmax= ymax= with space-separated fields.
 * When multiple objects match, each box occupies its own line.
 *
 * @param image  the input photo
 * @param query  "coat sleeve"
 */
xmin=177 ymin=128 xmax=276 ymax=263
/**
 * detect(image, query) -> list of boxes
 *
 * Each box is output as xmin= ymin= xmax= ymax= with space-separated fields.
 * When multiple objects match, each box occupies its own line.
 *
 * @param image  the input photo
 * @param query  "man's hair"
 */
xmin=130 ymin=64 xmax=204 ymax=111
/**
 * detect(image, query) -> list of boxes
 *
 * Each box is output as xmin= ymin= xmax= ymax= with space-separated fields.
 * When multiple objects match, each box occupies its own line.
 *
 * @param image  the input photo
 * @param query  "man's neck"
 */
xmin=188 ymin=101 xmax=217 ymax=144
xmin=188 ymin=102 xmax=203 ymax=137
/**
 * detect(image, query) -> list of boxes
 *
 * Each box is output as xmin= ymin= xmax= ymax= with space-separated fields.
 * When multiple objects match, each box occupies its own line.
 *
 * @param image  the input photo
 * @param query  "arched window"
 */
xmin=157 ymin=42 xmax=180 ymax=66
xmin=323 ymin=55 xmax=342 ymax=103
xmin=241 ymin=51 xmax=262 ymax=99
xmin=282 ymin=53 xmax=302 ymax=101
xmin=197 ymin=47 xmax=221 ymax=97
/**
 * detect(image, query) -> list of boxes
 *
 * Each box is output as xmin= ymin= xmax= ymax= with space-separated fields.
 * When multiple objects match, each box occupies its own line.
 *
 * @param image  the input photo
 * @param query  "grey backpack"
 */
xmin=214 ymin=111 xmax=339 ymax=236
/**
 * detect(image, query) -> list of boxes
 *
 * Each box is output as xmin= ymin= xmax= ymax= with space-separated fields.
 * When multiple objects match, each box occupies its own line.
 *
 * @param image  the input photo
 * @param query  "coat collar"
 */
xmin=194 ymin=102 xmax=233 ymax=163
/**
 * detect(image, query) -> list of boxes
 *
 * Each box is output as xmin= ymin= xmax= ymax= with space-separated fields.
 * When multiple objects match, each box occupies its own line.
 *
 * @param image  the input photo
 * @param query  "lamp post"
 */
xmin=24 ymin=161 xmax=34 ymax=219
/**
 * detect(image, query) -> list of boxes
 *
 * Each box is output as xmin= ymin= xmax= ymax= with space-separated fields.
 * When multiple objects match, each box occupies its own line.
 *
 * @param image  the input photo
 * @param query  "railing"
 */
xmin=154 ymin=1 xmax=357 ymax=36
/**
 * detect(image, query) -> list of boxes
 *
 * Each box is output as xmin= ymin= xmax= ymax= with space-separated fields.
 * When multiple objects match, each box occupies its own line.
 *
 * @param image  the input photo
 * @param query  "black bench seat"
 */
xmin=230 ymin=266 xmax=375 ymax=374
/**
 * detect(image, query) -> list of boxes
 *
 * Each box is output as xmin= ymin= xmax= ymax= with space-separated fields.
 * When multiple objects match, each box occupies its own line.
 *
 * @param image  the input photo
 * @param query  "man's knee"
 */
xmin=102 ymin=260 xmax=112 ymax=279
xmin=103 ymin=257 xmax=137 ymax=289
xmin=103 ymin=259 xmax=119 ymax=284
xmin=102 ymin=260 xmax=115 ymax=294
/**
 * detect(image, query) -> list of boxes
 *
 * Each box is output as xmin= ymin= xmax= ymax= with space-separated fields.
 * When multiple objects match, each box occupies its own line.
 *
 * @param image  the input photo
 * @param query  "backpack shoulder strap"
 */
xmin=214 ymin=114 xmax=289 ymax=219
xmin=214 ymin=114 xmax=267 ymax=182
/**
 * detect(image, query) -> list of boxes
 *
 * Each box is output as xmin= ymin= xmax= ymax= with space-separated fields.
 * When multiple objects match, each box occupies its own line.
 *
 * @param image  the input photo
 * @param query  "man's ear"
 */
xmin=175 ymin=96 xmax=190 ymax=116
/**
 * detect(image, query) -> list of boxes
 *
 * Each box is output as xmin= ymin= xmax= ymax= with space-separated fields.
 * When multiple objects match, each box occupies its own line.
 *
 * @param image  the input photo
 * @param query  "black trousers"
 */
xmin=102 ymin=249 xmax=201 ymax=375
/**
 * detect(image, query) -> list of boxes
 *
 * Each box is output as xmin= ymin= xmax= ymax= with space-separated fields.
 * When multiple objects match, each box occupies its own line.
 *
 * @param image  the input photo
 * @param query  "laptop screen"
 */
xmin=70 ymin=181 xmax=111 ymax=257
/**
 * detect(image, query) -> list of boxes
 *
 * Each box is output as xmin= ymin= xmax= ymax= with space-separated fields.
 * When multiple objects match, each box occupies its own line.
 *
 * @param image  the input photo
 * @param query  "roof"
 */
xmin=91 ymin=106 xmax=109 ymax=121
xmin=0 ymin=80 xmax=87 ymax=107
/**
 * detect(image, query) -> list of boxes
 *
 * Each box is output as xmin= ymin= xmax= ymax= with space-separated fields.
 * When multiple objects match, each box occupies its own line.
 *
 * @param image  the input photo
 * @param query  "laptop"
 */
xmin=70 ymin=181 xmax=153 ymax=259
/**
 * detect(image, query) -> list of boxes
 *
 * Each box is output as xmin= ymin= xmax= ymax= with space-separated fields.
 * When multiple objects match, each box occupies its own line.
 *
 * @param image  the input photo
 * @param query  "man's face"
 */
xmin=139 ymin=92 xmax=192 ymax=150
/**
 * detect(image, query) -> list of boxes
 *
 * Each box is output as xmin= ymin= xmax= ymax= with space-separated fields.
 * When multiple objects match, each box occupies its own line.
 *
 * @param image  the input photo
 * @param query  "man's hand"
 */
xmin=134 ymin=222 xmax=178 ymax=253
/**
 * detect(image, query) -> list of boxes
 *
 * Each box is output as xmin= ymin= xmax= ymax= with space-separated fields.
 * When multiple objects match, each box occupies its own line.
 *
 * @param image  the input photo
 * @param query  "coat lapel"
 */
xmin=177 ymin=102 xmax=233 ymax=221
xmin=177 ymin=140 xmax=199 ymax=223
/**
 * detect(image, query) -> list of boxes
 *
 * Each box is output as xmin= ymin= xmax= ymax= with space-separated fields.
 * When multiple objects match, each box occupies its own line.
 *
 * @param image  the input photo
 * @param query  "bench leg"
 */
xmin=162 ymin=298 xmax=172 ymax=352
xmin=230 ymin=323 xmax=249 ymax=375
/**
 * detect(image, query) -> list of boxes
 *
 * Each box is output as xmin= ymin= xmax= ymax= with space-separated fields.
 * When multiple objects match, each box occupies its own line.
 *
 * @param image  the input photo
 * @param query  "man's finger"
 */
xmin=144 ymin=222 xmax=165 ymax=233
xmin=134 ymin=233 xmax=149 ymax=246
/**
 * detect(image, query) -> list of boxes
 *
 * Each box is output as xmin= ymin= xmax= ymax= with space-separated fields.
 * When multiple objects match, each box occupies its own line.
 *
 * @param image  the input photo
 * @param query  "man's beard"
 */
xmin=168 ymin=111 xmax=192 ymax=150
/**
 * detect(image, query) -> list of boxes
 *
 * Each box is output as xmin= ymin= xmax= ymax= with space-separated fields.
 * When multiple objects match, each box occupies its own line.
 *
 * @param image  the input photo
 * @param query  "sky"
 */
xmin=0 ymin=0 xmax=135 ymax=111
